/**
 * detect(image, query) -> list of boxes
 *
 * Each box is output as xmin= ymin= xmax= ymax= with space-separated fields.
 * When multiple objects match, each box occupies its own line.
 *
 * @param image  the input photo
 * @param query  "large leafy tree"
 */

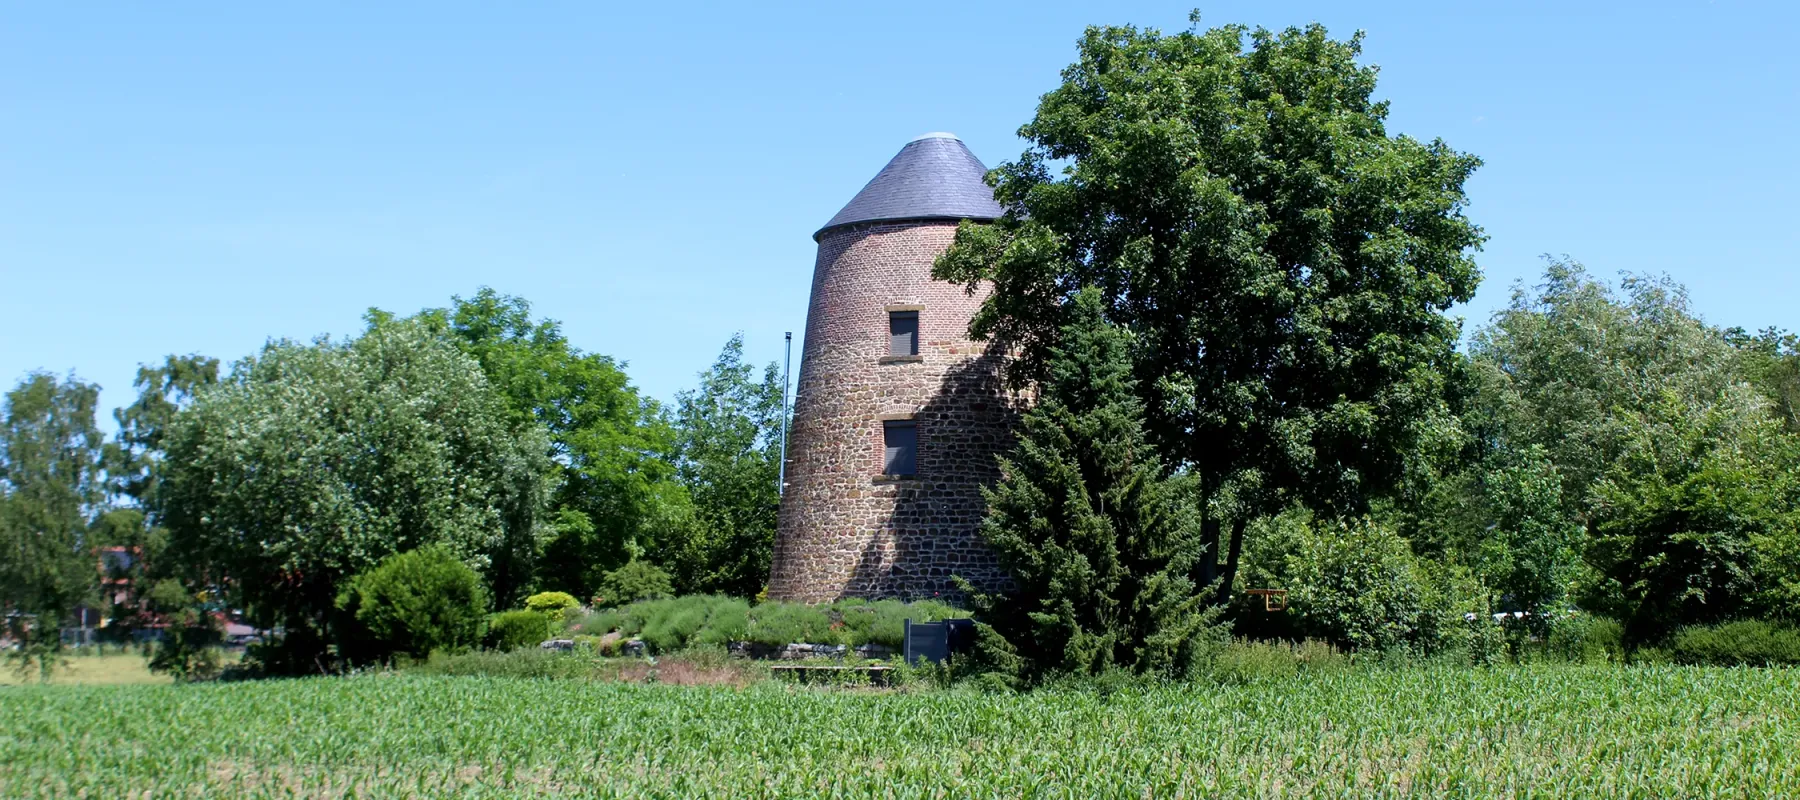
xmin=1464 ymin=262 xmax=1800 ymax=638
xmin=0 ymin=373 xmax=106 ymax=680
xmin=378 ymin=289 xmax=684 ymax=599
xmin=1468 ymin=447 xmax=1581 ymax=623
xmin=971 ymin=289 xmax=1219 ymax=678
xmin=160 ymin=320 xmax=551 ymax=658
xmin=660 ymin=334 xmax=784 ymax=597
xmin=936 ymin=18 xmax=1483 ymax=601
xmin=1469 ymin=262 xmax=1748 ymax=513
xmin=1727 ymin=327 xmax=1800 ymax=435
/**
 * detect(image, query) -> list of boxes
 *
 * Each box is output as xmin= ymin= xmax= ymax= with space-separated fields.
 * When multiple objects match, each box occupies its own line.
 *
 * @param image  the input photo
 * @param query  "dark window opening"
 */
xmin=889 ymin=310 xmax=919 ymax=356
xmin=883 ymin=420 xmax=917 ymax=476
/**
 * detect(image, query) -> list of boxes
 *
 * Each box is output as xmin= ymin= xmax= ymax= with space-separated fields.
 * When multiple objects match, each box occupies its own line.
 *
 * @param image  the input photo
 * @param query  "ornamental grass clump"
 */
xmin=835 ymin=598 xmax=960 ymax=648
xmin=568 ymin=596 xmax=964 ymax=654
xmin=746 ymin=602 xmax=837 ymax=647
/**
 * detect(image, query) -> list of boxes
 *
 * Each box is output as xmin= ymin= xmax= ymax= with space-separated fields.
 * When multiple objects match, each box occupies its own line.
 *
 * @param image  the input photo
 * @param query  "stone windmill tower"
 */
xmin=766 ymin=133 xmax=1017 ymax=603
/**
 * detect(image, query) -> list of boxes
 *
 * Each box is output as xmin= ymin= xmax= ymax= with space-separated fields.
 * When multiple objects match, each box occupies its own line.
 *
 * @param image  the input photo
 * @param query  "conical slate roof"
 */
xmin=815 ymin=133 xmax=1004 ymax=240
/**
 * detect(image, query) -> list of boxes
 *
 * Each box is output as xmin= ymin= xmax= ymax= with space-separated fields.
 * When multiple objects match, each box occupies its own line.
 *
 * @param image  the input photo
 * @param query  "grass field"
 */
xmin=2 ymin=664 xmax=1796 ymax=798
xmin=0 ymin=652 xmax=170 ymax=687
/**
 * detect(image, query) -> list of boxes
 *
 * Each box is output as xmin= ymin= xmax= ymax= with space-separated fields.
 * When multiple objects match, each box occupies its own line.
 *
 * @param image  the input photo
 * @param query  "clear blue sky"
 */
xmin=4 ymin=2 xmax=1797 ymax=425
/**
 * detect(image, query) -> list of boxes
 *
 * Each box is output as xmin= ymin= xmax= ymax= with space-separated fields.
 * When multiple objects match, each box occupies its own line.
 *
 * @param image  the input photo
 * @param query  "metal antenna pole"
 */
xmin=779 ymin=332 xmax=792 ymax=496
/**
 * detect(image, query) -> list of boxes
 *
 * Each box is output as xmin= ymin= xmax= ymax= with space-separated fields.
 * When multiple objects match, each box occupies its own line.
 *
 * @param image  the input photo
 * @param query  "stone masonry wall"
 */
xmin=766 ymin=221 xmax=1021 ymax=603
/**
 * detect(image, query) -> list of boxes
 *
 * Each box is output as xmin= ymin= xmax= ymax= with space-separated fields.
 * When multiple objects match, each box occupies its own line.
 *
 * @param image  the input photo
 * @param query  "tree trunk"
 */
xmin=1196 ymin=466 xmax=1220 ymax=589
xmin=1213 ymin=516 xmax=1248 ymax=607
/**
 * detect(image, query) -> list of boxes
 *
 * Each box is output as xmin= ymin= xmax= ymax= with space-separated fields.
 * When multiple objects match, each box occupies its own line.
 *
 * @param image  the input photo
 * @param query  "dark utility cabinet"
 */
xmin=902 ymin=618 xmax=976 ymax=665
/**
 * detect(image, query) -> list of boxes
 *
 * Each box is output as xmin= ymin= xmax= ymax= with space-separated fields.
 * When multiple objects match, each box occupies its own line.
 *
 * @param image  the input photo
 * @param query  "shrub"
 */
xmin=747 ymin=602 xmax=837 ymax=647
xmin=1238 ymin=511 xmax=1467 ymax=654
xmin=1545 ymin=614 xmax=1625 ymax=664
xmin=486 ymin=610 xmax=552 ymax=652
xmin=1670 ymin=620 xmax=1800 ymax=666
xmin=143 ymin=580 xmax=223 ymax=682
xmin=337 ymin=546 xmax=489 ymax=661
xmin=149 ymin=613 xmax=224 ymax=682
xmin=525 ymin=591 xmax=581 ymax=620
xmin=596 ymin=560 xmax=674 ymax=607
xmin=1284 ymin=516 xmax=1428 ymax=652
xmin=688 ymin=598 xmax=752 ymax=646
xmin=571 ymin=596 xmax=748 ymax=654
xmin=640 ymin=598 xmax=718 ymax=653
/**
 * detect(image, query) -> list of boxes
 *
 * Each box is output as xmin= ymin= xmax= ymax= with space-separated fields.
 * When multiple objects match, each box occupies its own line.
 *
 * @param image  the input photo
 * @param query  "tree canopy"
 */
xmin=937 ymin=17 xmax=1484 ymax=600
xmin=376 ymin=289 xmax=685 ymax=599
xmin=160 ymin=319 xmax=551 ymax=653
xmin=658 ymin=334 xmax=785 ymax=598
xmin=1456 ymin=262 xmax=1800 ymax=638
xmin=0 ymin=373 xmax=106 ymax=679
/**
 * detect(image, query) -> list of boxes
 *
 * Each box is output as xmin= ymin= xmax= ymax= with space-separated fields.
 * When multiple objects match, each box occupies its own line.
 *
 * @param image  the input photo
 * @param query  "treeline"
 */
xmin=934 ymin=20 xmax=1800 ymax=682
xmin=967 ymin=258 xmax=1800 ymax=681
xmin=0 ymin=289 xmax=784 ymax=676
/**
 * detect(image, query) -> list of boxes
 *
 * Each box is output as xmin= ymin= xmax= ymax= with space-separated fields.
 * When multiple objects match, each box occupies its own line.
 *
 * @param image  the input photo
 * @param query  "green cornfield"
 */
xmin=3 ymin=665 xmax=1797 ymax=798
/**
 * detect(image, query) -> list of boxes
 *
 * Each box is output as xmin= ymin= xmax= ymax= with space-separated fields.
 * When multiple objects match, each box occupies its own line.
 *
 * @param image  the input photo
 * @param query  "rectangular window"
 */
xmin=883 ymin=420 xmax=917 ymax=476
xmin=889 ymin=310 xmax=919 ymax=356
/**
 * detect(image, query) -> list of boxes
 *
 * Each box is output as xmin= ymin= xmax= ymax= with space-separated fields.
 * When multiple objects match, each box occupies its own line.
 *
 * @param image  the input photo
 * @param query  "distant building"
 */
xmin=766 ymin=133 xmax=1023 ymax=603
xmin=98 ymin=546 xmax=138 ymax=610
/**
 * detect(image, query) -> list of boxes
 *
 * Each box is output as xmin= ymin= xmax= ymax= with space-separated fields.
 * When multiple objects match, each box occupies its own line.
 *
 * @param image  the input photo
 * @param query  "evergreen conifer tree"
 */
xmin=968 ymin=288 xmax=1220 ymax=679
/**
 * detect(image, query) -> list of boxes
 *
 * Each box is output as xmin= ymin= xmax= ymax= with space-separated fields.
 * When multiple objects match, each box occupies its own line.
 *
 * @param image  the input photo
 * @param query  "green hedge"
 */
xmin=1670 ymin=620 xmax=1800 ymax=666
xmin=572 ymin=596 xmax=962 ymax=654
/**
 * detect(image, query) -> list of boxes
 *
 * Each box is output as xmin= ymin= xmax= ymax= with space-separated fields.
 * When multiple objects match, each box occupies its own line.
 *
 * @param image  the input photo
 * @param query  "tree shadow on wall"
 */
xmin=846 ymin=343 xmax=1024 ymax=604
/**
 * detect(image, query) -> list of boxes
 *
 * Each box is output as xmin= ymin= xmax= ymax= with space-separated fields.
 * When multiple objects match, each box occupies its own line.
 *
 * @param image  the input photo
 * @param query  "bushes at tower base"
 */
xmin=572 ymin=596 xmax=963 ymax=654
xmin=335 ymin=546 xmax=489 ymax=662
xmin=485 ymin=610 xmax=553 ymax=652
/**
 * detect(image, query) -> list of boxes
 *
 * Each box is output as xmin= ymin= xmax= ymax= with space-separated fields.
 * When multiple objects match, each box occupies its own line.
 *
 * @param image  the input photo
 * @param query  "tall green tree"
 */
xmin=1727 ymin=327 xmax=1800 ymax=435
xmin=936 ymin=18 xmax=1483 ymax=602
xmin=0 ymin=373 xmax=105 ymax=680
xmin=1465 ymin=262 xmax=1800 ymax=639
xmin=104 ymin=354 xmax=220 ymax=507
xmin=160 ymin=320 xmax=550 ymax=664
xmin=660 ymin=334 xmax=784 ymax=597
xmin=971 ymin=289 xmax=1220 ymax=679
xmin=1469 ymin=262 xmax=1748 ymax=515
xmin=93 ymin=354 xmax=220 ymax=630
xmin=379 ymin=289 xmax=685 ymax=599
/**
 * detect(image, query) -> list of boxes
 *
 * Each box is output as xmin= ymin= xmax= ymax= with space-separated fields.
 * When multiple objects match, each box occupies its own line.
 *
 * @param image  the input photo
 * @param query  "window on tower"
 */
xmin=882 ymin=420 xmax=917 ymax=476
xmin=888 ymin=310 xmax=919 ymax=356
